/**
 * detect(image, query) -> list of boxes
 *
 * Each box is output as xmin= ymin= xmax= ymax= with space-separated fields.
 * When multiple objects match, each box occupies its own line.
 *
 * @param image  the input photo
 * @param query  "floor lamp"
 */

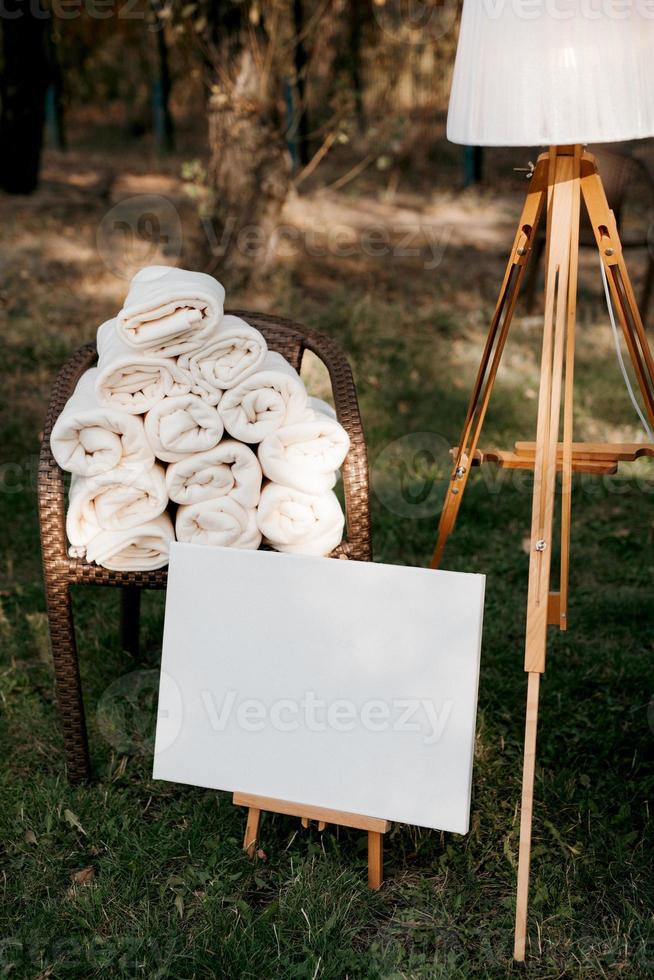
xmin=433 ymin=2 xmax=654 ymax=962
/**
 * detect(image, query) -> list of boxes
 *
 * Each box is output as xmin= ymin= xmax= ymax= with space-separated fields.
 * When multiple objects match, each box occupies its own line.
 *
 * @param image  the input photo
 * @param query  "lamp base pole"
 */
xmin=431 ymin=144 xmax=654 ymax=961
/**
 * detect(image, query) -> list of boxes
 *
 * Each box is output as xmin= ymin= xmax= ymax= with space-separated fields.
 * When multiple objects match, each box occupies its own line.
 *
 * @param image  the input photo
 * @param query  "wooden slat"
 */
xmin=514 ymin=441 xmax=654 ymax=461
xmin=560 ymin=149 xmax=582 ymax=631
xmin=233 ymin=793 xmax=390 ymax=833
xmin=547 ymin=591 xmax=561 ymax=626
xmin=459 ymin=447 xmax=617 ymax=474
xmin=457 ymin=442 xmax=654 ymax=470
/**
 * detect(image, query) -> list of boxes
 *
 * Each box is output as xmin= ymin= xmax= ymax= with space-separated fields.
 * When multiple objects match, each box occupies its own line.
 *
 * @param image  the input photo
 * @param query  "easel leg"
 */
xmin=514 ymin=671 xmax=540 ymax=962
xmin=559 ymin=149 xmax=582 ymax=630
xmin=641 ymin=255 xmax=654 ymax=323
xmin=581 ymin=162 xmax=654 ymax=430
xmin=431 ymin=161 xmax=548 ymax=568
xmin=243 ymin=807 xmax=261 ymax=858
xmin=367 ymin=831 xmax=383 ymax=889
xmin=515 ymin=147 xmax=582 ymax=958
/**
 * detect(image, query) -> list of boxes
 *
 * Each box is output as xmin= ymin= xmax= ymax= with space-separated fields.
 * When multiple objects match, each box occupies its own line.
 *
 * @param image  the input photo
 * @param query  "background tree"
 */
xmin=151 ymin=0 xmax=176 ymax=154
xmin=292 ymin=0 xmax=311 ymax=165
xmin=185 ymin=0 xmax=292 ymax=284
xmin=0 ymin=7 xmax=50 ymax=194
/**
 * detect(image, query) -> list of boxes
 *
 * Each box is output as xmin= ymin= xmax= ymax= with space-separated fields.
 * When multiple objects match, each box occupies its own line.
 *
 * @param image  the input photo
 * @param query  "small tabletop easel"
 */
xmin=431 ymin=146 xmax=654 ymax=960
xmin=233 ymin=792 xmax=390 ymax=888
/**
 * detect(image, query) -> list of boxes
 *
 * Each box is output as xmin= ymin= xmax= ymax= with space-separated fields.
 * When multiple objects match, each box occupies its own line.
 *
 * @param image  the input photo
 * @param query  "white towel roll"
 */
xmin=175 ymin=497 xmax=261 ymax=550
xmin=50 ymin=368 xmax=155 ymax=477
xmin=84 ymin=513 xmax=174 ymax=571
xmin=95 ymin=319 xmax=191 ymax=415
xmin=257 ymin=409 xmax=350 ymax=496
xmin=179 ymin=314 xmax=267 ymax=402
xmin=116 ymin=265 xmax=225 ymax=357
xmin=66 ymin=463 xmax=168 ymax=551
xmin=256 ymin=483 xmax=345 ymax=556
xmin=166 ymin=440 xmax=262 ymax=507
xmin=144 ymin=394 xmax=223 ymax=463
xmin=307 ymin=396 xmax=337 ymax=421
xmin=218 ymin=351 xmax=308 ymax=444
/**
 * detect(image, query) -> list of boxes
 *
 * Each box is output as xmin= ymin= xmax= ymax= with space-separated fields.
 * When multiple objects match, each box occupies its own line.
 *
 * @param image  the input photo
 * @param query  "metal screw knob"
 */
xmin=535 ymin=539 xmax=547 ymax=552
xmin=605 ymin=247 xmax=615 ymax=256
xmin=455 ymin=466 xmax=467 ymax=478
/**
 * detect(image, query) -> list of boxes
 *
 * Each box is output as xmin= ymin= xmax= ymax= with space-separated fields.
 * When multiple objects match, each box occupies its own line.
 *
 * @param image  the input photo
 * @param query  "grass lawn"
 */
xmin=1 ymin=146 xmax=653 ymax=978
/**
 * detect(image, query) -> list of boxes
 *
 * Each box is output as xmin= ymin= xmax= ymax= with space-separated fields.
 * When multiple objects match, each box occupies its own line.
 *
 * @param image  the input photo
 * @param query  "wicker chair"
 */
xmin=38 ymin=312 xmax=372 ymax=783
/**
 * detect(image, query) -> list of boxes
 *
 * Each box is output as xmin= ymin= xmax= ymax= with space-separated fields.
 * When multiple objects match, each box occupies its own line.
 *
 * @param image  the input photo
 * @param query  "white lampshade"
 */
xmin=447 ymin=0 xmax=654 ymax=147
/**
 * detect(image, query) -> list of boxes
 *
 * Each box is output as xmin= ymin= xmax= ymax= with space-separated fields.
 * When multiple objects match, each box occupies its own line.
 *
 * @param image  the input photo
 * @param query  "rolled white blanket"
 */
xmin=50 ymin=368 xmax=155 ymax=477
xmin=166 ymin=440 xmax=262 ymax=507
xmin=258 ymin=406 xmax=350 ymax=496
xmin=66 ymin=463 xmax=168 ymax=552
xmin=144 ymin=394 xmax=223 ymax=463
xmin=307 ymin=396 xmax=337 ymax=421
xmin=179 ymin=314 xmax=267 ymax=403
xmin=256 ymin=483 xmax=345 ymax=556
xmin=176 ymin=497 xmax=261 ymax=550
xmin=84 ymin=513 xmax=174 ymax=571
xmin=219 ymin=351 xmax=308 ymax=443
xmin=116 ymin=265 xmax=225 ymax=357
xmin=95 ymin=319 xmax=190 ymax=415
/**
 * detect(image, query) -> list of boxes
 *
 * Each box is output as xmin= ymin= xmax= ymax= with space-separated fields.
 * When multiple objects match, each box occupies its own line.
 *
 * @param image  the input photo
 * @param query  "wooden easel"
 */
xmin=234 ymin=792 xmax=389 ymax=888
xmin=431 ymin=146 xmax=654 ymax=961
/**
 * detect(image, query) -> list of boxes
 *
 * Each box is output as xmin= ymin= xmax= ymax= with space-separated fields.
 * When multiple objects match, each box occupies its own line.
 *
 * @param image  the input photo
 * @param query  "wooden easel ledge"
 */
xmin=233 ymin=792 xmax=390 ymax=889
xmin=457 ymin=441 xmax=654 ymax=475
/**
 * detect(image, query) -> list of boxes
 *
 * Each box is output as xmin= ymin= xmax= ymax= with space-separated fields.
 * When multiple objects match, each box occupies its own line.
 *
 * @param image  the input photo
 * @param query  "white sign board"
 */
xmin=154 ymin=543 xmax=485 ymax=834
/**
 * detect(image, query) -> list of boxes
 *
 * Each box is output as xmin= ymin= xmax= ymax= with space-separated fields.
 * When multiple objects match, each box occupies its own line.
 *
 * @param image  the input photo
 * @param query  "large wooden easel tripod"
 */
xmin=431 ymin=145 xmax=654 ymax=961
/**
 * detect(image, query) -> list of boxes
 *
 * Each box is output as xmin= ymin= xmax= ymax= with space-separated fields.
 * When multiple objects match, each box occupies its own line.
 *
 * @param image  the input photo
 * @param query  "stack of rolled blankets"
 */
xmin=50 ymin=266 xmax=351 ymax=571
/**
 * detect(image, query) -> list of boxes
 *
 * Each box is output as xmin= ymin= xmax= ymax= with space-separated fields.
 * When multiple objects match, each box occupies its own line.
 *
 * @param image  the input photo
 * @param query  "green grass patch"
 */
xmin=1 ymin=262 xmax=653 ymax=978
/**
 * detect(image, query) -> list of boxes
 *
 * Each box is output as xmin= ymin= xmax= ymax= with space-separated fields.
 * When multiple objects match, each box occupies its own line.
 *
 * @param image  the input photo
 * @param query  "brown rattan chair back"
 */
xmin=38 ymin=311 xmax=371 ymax=782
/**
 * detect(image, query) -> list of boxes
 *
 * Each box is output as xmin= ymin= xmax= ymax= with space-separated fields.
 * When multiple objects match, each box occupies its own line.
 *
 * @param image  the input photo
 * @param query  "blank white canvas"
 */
xmin=153 ymin=543 xmax=485 ymax=834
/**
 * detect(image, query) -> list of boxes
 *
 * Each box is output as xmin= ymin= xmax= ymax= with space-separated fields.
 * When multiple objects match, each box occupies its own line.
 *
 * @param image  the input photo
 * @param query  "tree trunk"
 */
xmin=348 ymin=0 xmax=365 ymax=133
xmin=44 ymin=27 xmax=65 ymax=152
xmin=0 ymin=10 xmax=49 ymax=194
xmin=152 ymin=0 xmax=175 ymax=155
xmin=206 ymin=49 xmax=290 ymax=285
xmin=293 ymin=0 xmax=311 ymax=166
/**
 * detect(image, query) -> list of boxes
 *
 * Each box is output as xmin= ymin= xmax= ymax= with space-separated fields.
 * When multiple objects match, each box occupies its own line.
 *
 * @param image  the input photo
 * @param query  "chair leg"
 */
xmin=44 ymin=577 xmax=91 ymax=783
xmin=120 ymin=586 xmax=141 ymax=657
